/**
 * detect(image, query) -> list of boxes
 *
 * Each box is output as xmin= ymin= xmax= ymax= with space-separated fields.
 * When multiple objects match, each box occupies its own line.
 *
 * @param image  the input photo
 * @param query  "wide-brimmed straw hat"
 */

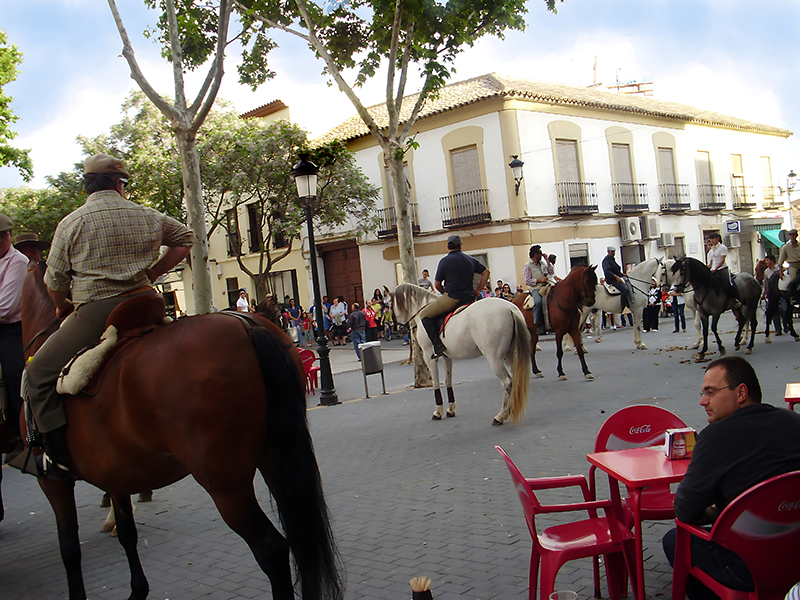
xmin=13 ymin=233 xmax=50 ymax=251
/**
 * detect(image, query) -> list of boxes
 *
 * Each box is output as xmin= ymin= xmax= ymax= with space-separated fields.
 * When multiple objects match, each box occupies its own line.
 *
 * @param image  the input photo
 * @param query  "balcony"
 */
xmin=731 ymin=185 xmax=757 ymax=210
xmin=556 ymin=182 xmax=599 ymax=215
xmin=762 ymin=187 xmax=786 ymax=210
xmin=440 ymin=189 xmax=491 ymax=228
xmin=698 ymin=184 xmax=726 ymax=210
xmin=659 ymin=183 xmax=690 ymax=211
xmin=377 ymin=203 xmax=420 ymax=238
xmin=613 ymin=183 xmax=649 ymax=213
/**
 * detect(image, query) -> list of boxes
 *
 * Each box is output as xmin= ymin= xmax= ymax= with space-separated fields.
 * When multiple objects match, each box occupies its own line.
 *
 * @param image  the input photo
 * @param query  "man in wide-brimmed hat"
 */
xmin=24 ymin=153 xmax=194 ymax=479
xmin=13 ymin=233 xmax=50 ymax=264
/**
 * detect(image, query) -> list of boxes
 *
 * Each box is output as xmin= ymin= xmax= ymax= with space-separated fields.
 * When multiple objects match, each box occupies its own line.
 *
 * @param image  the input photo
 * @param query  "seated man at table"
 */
xmin=662 ymin=356 xmax=800 ymax=599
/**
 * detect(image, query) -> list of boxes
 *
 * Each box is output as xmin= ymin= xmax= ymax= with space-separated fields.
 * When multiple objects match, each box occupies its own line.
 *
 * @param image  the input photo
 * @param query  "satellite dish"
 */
xmin=779 ymin=230 xmax=790 ymax=243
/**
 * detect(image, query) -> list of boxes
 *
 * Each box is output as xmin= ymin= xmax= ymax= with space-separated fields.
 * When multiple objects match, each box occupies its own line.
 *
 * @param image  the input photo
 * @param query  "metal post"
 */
xmin=306 ymin=203 xmax=339 ymax=406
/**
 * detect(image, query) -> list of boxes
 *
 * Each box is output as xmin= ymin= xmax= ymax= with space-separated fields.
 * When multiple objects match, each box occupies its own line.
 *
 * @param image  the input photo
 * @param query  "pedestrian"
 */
xmin=670 ymin=283 xmax=686 ymax=333
xmin=364 ymin=300 xmax=378 ymax=342
xmin=300 ymin=311 xmax=313 ymax=347
xmin=346 ymin=302 xmax=367 ymax=360
xmin=642 ymin=279 xmax=661 ymax=332
xmin=328 ymin=296 xmax=347 ymax=346
xmin=25 ymin=153 xmax=193 ymax=478
xmin=236 ymin=289 xmax=250 ymax=312
xmin=13 ymin=233 xmax=49 ymax=264
xmin=418 ymin=269 xmax=433 ymax=291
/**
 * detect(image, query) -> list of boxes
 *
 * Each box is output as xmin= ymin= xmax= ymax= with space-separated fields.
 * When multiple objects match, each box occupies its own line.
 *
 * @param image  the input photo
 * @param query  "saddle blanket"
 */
xmin=602 ymin=281 xmax=621 ymax=295
xmin=57 ymin=326 xmax=119 ymax=395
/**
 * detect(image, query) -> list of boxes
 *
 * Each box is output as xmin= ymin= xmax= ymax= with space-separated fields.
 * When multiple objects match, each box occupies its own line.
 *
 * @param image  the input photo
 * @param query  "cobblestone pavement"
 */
xmin=1 ymin=313 xmax=797 ymax=599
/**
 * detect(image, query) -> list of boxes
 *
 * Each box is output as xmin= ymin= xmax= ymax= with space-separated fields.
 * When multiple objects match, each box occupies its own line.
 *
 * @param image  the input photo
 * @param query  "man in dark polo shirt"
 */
xmin=418 ymin=235 xmax=489 ymax=359
xmin=662 ymin=356 xmax=800 ymax=599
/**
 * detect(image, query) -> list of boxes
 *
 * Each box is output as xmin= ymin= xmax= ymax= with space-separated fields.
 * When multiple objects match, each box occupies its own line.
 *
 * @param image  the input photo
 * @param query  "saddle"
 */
xmin=602 ymin=281 xmax=621 ymax=295
xmin=57 ymin=293 xmax=168 ymax=396
xmin=437 ymin=303 xmax=471 ymax=335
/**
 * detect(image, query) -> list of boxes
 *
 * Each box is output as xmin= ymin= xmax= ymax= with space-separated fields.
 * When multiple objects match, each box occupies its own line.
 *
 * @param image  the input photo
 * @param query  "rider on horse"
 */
xmin=706 ymin=231 xmax=740 ymax=306
xmin=602 ymin=246 xmax=631 ymax=309
xmin=25 ymin=154 xmax=194 ymax=479
xmin=778 ymin=228 xmax=800 ymax=305
xmin=419 ymin=235 xmax=490 ymax=360
xmin=522 ymin=244 xmax=549 ymax=329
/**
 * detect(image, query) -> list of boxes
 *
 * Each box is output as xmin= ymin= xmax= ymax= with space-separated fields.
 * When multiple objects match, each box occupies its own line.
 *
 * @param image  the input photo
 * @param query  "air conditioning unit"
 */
xmin=658 ymin=232 xmax=675 ymax=248
xmin=641 ymin=215 xmax=661 ymax=239
xmin=620 ymin=217 xmax=642 ymax=243
xmin=727 ymin=233 xmax=741 ymax=248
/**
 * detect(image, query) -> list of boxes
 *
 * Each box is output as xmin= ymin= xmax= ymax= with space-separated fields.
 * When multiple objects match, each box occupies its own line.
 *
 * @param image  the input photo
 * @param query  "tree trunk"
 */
xmin=175 ymin=128 xmax=213 ymax=314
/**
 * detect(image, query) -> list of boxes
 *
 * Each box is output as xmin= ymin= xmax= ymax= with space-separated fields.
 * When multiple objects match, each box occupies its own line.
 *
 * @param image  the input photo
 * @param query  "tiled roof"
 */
xmin=315 ymin=73 xmax=790 ymax=144
xmin=239 ymin=99 xmax=288 ymax=120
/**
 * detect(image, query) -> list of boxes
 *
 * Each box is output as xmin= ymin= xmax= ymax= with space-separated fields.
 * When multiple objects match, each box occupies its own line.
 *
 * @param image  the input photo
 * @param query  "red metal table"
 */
xmin=786 ymin=383 xmax=800 ymax=411
xmin=587 ymin=447 xmax=690 ymax=600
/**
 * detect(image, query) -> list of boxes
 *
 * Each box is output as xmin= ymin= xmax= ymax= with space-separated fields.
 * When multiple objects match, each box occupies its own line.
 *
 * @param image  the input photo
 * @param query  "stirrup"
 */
xmin=37 ymin=453 xmax=76 ymax=481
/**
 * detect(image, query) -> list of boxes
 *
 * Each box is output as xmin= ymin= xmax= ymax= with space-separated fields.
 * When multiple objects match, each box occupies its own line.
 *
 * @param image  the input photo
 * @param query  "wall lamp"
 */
xmin=509 ymin=155 xmax=524 ymax=196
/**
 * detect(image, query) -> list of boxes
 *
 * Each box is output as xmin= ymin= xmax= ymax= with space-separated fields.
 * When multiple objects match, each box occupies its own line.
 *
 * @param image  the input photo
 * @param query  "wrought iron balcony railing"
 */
xmin=440 ymin=189 xmax=491 ymax=228
xmin=659 ymin=183 xmax=690 ymax=211
xmin=731 ymin=185 xmax=757 ymax=209
xmin=698 ymin=184 xmax=726 ymax=210
xmin=377 ymin=203 xmax=420 ymax=238
xmin=556 ymin=182 xmax=599 ymax=215
xmin=612 ymin=182 xmax=649 ymax=213
xmin=762 ymin=187 xmax=786 ymax=210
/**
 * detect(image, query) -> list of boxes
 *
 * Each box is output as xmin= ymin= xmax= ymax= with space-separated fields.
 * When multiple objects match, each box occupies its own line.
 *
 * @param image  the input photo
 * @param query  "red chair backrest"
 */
xmin=298 ymin=348 xmax=317 ymax=373
xmin=595 ymin=405 xmax=686 ymax=452
xmin=496 ymin=446 xmax=543 ymax=542
xmin=708 ymin=470 xmax=800 ymax=596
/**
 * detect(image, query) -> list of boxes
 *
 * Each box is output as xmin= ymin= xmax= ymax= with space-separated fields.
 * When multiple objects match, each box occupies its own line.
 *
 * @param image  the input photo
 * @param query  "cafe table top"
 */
xmin=586 ymin=446 xmax=690 ymax=488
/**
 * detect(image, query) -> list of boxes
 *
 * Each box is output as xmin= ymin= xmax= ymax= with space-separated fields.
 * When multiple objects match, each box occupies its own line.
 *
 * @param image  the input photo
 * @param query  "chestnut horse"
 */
xmin=513 ymin=265 xmax=598 ymax=381
xmin=18 ymin=265 xmax=341 ymax=600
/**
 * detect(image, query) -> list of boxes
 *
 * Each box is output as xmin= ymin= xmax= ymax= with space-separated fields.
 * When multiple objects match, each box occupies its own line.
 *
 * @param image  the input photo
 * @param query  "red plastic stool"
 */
xmin=786 ymin=383 xmax=800 ymax=412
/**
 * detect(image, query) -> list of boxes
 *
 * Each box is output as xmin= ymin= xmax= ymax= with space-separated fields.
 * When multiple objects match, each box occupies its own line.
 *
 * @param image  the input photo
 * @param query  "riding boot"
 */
xmin=422 ymin=317 xmax=447 ymax=359
xmin=36 ymin=425 xmax=76 ymax=480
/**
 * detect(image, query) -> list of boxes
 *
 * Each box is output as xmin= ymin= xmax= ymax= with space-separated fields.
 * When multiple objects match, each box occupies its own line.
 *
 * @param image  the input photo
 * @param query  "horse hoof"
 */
xmin=585 ymin=373 xmax=594 ymax=380
xmin=101 ymin=521 xmax=115 ymax=533
xmin=431 ymin=414 xmax=442 ymax=421
xmin=446 ymin=411 xmax=456 ymax=418
xmin=595 ymin=338 xmax=601 ymax=343
xmin=745 ymin=348 xmax=752 ymax=355
xmin=638 ymin=344 xmax=647 ymax=350
xmin=535 ymin=372 xmax=544 ymax=378
xmin=765 ymin=338 xmax=772 ymax=343
xmin=138 ymin=491 xmax=153 ymax=503
xmin=558 ymin=375 xmax=567 ymax=381
xmin=491 ymin=418 xmax=504 ymax=426
xmin=99 ymin=496 xmax=111 ymax=508
xmin=720 ymin=349 xmax=726 ymax=356
xmin=734 ymin=345 xmax=740 ymax=351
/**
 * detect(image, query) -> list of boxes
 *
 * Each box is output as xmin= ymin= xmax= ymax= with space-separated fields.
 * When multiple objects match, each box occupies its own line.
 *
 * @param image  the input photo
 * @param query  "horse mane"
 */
xmin=677 ymin=257 xmax=727 ymax=295
xmin=393 ymin=283 xmax=435 ymax=320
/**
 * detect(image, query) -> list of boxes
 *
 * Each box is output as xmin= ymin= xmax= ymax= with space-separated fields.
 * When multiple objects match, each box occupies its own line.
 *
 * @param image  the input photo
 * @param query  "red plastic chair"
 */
xmin=496 ymin=445 xmax=636 ymax=600
xmin=589 ymin=405 xmax=687 ymax=525
xmin=671 ymin=470 xmax=800 ymax=600
xmin=298 ymin=348 xmax=320 ymax=395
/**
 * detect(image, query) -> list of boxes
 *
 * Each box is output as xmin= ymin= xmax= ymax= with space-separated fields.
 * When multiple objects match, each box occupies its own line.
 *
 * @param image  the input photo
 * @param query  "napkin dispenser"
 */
xmin=664 ymin=428 xmax=696 ymax=460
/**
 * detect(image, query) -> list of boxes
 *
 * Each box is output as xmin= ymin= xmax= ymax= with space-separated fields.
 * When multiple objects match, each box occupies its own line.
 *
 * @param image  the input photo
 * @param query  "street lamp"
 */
xmin=788 ymin=170 xmax=797 ymax=204
xmin=292 ymin=154 xmax=339 ymax=406
xmin=509 ymin=155 xmax=524 ymax=196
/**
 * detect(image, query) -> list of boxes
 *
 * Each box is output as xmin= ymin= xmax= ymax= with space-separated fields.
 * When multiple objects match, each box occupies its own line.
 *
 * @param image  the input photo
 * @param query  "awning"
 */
xmin=760 ymin=229 xmax=784 ymax=248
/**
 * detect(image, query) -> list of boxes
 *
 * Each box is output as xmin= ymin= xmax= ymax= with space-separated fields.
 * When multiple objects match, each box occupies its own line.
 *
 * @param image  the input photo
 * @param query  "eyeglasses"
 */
xmin=699 ymin=385 xmax=736 ymax=399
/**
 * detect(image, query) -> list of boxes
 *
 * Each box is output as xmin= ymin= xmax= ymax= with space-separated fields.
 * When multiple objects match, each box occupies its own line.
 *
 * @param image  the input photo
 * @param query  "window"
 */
xmin=247 ymin=204 xmax=262 ymax=253
xmin=268 ymin=269 xmax=299 ymax=308
xmin=451 ymin=145 xmax=481 ymax=194
xmin=658 ymin=148 xmax=676 ymax=185
xmin=612 ymin=144 xmax=633 ymax=184
xmin=667 ymin=236 xmax=685 ymax=259
xmin=696 ymin=151 xmax=712 ymax=186
xmin=226 ymin=277 xmax=239 ymax=309
xmin=762 ymin=156 xmax=775 ymax=201
xmin=556 ymin=139 xmax=580 ymax=182
xmin=226 ymin=209 xmax=240 ymax=257
xmin=272 ymin=211 xmax=289 ymax=249
xmin=731 ymin=154 xmax=745 ymax=188
xmin=568 ymin=242 xmax=589 ymax=268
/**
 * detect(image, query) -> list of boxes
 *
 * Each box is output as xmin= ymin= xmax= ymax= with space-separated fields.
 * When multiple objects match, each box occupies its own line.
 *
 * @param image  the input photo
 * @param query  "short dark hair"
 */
xmin=84 ymin=172 xmax=124 ymax=195
xmin=529 ymin=245 xmax=542 ymax=259
xmin=765 ymin=254 xmax=776 ymax=262
xmin=548 ymin=254 xmax=557 ymax=264
xmin=709 ymin=232 xmax=721 ymax=241
xmin=707 ymin=356 xmax=762 ymax=403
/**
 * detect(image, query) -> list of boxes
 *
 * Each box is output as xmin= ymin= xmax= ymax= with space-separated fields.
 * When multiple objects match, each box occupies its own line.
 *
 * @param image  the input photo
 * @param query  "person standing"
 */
xmin=346 ymin=302 xmax=367 ymax=360
xmin=778 ymin=228 xmax=800 ymax=302
xmin=418 ymin=269 xmax=433 ymax=291
xmin=418 ymin=235 xmax=489 ymax=359
xmin=642 ymin=279 xmax=661 ymax=332
xmin=670 ymin=283 xmax=686 ymax=333
xmin=662 ymin=356 xmax=800 ymax=599
xmin=522 ymin=244 xmax=548 ymax=328
xmin=25 ymin=154 xmax=193 ymax=478
xmin=236 ymin=289 xmax=250 ymax=312
xmin=602 ymin=246 xmax=630 ymax=309
xmin=364 ymin=300 xmax=378 ymax=342
xmin=0 ymin=214 xmax=31 ymax=448
xmin=328 ymin=296 xmax=347 ymax=346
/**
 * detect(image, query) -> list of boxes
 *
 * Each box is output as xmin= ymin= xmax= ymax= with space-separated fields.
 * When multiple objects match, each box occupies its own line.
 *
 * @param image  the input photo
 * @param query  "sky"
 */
xmin=2 ymin=0 xmax=800 ymax=189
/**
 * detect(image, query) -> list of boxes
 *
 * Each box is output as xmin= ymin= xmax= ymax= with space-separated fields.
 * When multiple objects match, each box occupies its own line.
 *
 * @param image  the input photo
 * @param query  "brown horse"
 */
xmin=18 ymin=265 xmax=341 ymax=600
xmin=513 ymin=265 xmax=597 ymax=381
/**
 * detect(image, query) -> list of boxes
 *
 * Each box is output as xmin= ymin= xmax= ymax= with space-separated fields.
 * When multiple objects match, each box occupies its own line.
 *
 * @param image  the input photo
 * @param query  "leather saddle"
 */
xmin=58 ymin=293 xmax=168 ymax=396
xmin=602 ymin=281 xmax=622 ymax=295
xmin=437 ymin=302 xmax=472 ymax=335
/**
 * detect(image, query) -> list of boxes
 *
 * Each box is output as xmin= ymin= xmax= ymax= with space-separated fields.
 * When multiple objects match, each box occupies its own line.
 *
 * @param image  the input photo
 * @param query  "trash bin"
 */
xmin=358 ymin=341 xmax=386 ymax=397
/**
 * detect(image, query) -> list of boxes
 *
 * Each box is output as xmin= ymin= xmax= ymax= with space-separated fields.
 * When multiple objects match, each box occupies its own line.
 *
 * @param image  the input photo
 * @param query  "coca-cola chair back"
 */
xmin=595 ymin=405 xmax=686 ymax=452
xmin=707 ymin=469 xmax=800 ymax=596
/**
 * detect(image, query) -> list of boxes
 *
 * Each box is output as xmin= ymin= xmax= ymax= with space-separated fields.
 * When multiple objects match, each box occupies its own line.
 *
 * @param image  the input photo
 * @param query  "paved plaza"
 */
xmin=1 ymin=312 xmax=798 ymax=599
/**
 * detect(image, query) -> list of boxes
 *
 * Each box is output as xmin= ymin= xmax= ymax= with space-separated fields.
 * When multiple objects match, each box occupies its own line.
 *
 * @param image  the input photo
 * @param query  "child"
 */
xmin=300 ymin=311 xmax=314 ymax=347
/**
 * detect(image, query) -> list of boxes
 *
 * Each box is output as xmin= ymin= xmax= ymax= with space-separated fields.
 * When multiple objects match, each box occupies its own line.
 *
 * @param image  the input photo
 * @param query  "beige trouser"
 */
xmin=25 ymin=291 xmax=152 ymax=433
xmin=418 ymin=293 xmax=461 ymax=321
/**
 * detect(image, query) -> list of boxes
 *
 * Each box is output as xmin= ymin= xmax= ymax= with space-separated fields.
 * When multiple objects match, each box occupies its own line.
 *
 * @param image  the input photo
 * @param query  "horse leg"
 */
xmin=138 ymin=490 xmax=153 ymax=502
xmin=764 ymin=303 xmax=773 ymax=342
xmin=486 ymin=354 xmax=514 ymax=426
xmin=555 ymin=331 xmax=567 ymax=380
xmin=211 ymin=486 xmax=294 ymax=600
xmin=746 ymin=309 xmax=757 ymax=354
xmin=38 ymin=478 xmax=87 ymax=600
xmin=633 ymin=305 xmax=647 ymax=350
xmin=529 ymin=327 xmax=543 ymax=377
xmin=734 ymin=317 xmax=744 ymax=351
xmin=444 ymin=357 xmax=456 ymax=417
xmin=696 ymin=314 xmax=710 ymax=361
xmin=432 ymin=388 xmax=444 ymax=420
xmin=572 ymin=326 xmax=593 ymax=380
xmin=109 ymin=493 xmax=149 ymax=600
xmin=711 ymin=313 xmax=725 ymax=357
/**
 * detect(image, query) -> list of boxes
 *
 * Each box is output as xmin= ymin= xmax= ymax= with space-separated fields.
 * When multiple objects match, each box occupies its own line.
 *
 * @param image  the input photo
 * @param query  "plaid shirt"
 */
xmin=45 ymin=190 xmax=193 ymax=304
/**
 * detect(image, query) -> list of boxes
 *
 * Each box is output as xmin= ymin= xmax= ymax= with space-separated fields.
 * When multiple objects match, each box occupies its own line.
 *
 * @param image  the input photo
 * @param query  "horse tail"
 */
xmin=508 ymin=308 xmax=531 ymax=423
xmin=250 ymin=327 xmax=342 ymax=600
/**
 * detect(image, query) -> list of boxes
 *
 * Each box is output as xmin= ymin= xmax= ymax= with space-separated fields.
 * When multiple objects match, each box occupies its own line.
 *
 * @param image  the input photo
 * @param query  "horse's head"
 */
xmin=754 ymin=259 xmax=767 ymax=283
xmin=21 ymin=261 xmax=58 ymax=359
xmin=670 ymin=258 xmax=688 ymax=292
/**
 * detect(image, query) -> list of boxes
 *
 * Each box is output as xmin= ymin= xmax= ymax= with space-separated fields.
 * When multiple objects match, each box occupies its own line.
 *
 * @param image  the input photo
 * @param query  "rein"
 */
xmin=550 ymin=280 xmax=588 ymax=314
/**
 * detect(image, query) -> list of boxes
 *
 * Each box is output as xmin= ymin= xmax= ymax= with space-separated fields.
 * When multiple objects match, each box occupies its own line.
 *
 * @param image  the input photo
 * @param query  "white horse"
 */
xmin=392 ymin=284 xmax=531 ymax=426
xmin=579 ymin=258 xmax=663 ymax=350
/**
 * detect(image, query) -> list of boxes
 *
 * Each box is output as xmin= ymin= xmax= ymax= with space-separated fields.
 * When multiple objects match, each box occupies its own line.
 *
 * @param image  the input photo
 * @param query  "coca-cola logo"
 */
xmin=778 ymin=500 xmax=800 ymax=511
xmin=629 ymin=424 xmax=652 ymax=434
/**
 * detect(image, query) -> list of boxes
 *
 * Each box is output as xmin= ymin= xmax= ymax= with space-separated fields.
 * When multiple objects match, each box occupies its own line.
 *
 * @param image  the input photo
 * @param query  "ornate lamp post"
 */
xmin=508 ymin=155 xmax=525 ymax=196
xmin=292 ymin=154 xmax=339 ymax=406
